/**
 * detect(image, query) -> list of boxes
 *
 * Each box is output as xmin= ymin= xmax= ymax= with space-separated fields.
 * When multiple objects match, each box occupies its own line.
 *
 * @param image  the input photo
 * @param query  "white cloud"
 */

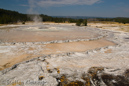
xmin=20 ymin=4 xmax=28 ymax=7
xmin=32 ymin=0 xmax=101 ymax=7
xmin=27 ymin=0 xmax=102 ymax=14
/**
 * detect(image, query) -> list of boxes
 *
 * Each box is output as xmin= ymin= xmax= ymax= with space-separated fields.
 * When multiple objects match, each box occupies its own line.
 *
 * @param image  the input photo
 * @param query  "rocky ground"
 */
xmin=0 ymin=23 xmax=129 ymax=86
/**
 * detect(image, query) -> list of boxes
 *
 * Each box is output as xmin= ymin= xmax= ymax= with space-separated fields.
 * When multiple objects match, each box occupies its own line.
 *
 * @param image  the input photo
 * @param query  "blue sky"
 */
xmin=0 ymin=0 xmax=129 ymax=17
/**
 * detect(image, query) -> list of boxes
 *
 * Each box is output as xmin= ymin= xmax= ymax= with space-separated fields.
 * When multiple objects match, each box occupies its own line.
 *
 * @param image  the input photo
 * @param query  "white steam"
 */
xmin=36 ymin=0 xmax=101 ymax=7
xmin=27 ymin=0 xmax=101 ymax=22
xmin=28 ymin=0 xmax=42 ymax=23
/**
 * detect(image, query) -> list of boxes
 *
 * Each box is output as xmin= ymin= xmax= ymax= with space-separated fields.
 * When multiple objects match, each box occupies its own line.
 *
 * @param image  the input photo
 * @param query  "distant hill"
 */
xmin=0 ymin=8 xmax=80 ymax=24
xmin=0 ymin=8 xmax=78 ymax=24
xmin=0 ymin=8 xmax=129 ymax=24
xmin=0 ymin=8 xmax=28 ymax=24
xmin=52 ymin=16 xmax=112 ymax=19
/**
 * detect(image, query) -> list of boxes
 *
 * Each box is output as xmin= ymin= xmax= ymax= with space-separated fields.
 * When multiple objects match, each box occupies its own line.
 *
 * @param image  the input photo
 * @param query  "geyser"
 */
xmin=28 ymin=0 xmax=42 ymax=23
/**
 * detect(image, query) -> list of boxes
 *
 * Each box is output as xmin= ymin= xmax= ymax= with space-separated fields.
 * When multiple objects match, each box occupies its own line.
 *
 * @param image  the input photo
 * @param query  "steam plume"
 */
xmin=28 ymin=0 xmax=42 ymax=23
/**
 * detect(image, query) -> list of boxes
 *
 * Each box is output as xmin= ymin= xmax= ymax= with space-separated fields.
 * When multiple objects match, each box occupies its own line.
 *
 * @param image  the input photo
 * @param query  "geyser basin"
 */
xmin=0 ymin=23 xmax=100 ymax=42
xmin=23 ymin=24 xmax=57 ymax=31
xmin=0 ymin=23 xmax=116 ymax=70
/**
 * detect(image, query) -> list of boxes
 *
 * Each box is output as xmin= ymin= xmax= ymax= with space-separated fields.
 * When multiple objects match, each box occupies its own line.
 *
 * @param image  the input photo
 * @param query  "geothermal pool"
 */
xmin=0 ymin=23 xmax=116 ymax=70
xmin=0 ymin=23 xmax=99 ymax=42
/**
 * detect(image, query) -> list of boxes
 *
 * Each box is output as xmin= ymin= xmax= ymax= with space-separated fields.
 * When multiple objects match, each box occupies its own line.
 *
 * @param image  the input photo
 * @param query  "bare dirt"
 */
xmin=88 ymin=22 xmax=129 ymax=32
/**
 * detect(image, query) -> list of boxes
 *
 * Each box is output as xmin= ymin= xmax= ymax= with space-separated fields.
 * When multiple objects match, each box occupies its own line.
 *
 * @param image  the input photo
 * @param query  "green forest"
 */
xmin=95 ymin=17 xmax=129 ymax=24
xmin=0 ymin=8 xmax=80 ymax=24
xmin=0 ymin=8 xmax=129 ymax=25
xmin=0 ymin=8 xmax=28 ymax=24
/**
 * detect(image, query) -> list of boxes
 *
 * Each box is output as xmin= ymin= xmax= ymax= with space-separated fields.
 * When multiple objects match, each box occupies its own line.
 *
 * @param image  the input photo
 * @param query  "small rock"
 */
xmin=39 ymin=76 xmax=44 ymax=80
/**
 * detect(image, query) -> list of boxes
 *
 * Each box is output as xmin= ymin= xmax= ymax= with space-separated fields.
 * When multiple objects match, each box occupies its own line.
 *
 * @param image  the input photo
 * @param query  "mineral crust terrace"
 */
xmin=0 ymin=23 xmax=129 ymax=86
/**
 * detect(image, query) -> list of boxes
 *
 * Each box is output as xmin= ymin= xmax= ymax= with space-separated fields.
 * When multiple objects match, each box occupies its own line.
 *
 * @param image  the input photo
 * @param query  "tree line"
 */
xmin=0 ymin=8 xmax=86 ymax=26
xmin=94 ymin=17 xmax=129 ymax=24
xmin=0 ymin=8 xmax=28 ymax=24
xmin=1 ymin=8 xmax=129 ymax=25
xmin=0 ymin=8 xmax=84 ymax=25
